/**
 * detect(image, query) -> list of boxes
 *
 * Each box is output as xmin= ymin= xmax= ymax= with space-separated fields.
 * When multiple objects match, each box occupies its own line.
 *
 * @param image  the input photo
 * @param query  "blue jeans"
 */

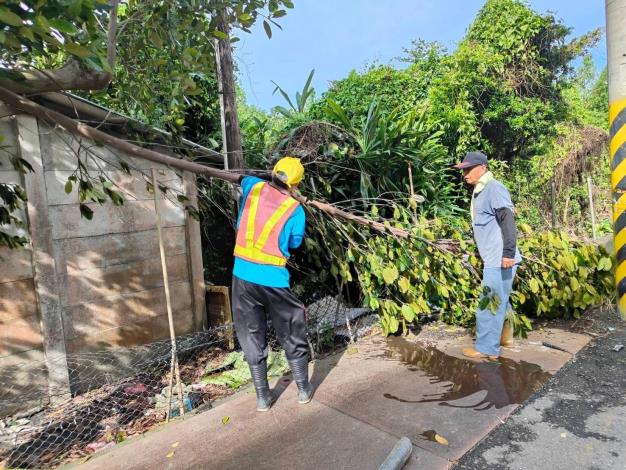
xmin=474 ymin=266 xmax=517 ymax=356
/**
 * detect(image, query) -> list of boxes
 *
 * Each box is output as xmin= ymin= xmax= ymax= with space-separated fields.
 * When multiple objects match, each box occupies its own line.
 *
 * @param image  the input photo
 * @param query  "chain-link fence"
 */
xmin=0 ymin=296 xmax=377 ymax=469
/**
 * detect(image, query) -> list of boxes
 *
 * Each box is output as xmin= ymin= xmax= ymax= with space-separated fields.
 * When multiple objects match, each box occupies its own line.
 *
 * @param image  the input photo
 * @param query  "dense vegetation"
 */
xmin=0 ymin=0 xmax=614 ymax=335
xmin=238 ymin=0 xmax=614 ymax=335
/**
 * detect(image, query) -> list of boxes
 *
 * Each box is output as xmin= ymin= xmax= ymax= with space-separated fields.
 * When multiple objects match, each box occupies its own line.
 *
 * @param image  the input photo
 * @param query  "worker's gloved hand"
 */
xmin=234 ymin=185 xmax=243 ymax=201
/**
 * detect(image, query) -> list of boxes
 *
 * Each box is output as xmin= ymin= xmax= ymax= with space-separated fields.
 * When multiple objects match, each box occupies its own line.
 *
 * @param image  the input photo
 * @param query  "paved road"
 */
xmin=456 ymin=308 xmax=626 ymax=470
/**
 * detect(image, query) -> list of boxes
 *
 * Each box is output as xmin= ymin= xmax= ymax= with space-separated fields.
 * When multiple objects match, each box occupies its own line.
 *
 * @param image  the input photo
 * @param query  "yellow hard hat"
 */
xmin=272 ymin=156 xmax=304 ymax=188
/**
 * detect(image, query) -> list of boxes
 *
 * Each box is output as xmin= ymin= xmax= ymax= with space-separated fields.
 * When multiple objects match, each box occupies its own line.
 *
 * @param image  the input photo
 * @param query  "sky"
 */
xmin=235 ymin=0 xmax=607 ymax=112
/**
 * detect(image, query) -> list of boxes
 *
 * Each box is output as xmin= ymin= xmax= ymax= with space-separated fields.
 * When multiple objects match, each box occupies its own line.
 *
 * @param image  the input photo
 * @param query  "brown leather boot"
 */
xmin=462 ymin=347 xmax=499 ymax=361
xmin=500 ymin=319 xmax=514 ymax=347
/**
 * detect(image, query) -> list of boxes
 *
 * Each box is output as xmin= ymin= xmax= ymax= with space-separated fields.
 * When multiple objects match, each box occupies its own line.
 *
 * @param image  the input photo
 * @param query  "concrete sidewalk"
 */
xmin=72 ymin=327 xmax=591 ymax=470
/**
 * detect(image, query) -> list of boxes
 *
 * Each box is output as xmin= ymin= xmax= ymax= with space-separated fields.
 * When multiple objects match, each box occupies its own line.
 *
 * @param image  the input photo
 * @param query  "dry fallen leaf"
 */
xmin=171 ymin=442 xmax=180 ymax=448
xmin=166 ymin=451 xmax=175 ymax=458
xmin=369 ymin=326 xmax=383 ymax=336
xmin=434 ymin=433 xmax=449 ymax=446
xmin=222 ymin=416 xmax=230 ymax=425
xmin=347 ymin=347 xmax=359 ymax=355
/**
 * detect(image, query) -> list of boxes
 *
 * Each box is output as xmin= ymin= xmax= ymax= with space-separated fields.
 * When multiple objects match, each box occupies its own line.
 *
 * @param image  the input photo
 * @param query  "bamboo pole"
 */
xmin=165 ymin=356 xmax=175 ymax=423
xmin=408 ymin=163 xmax=418 ymax=221
xmin=550 ymin=179 xmax=557 ymax=229
xmin=587 ymin=176 xmax=597 ymax=241
xmin=0 ymin=86 xmax=409 ymax=239
xmin=213 ymin=37 xmax=230 ymax=172
xmin=152 ymin=168 xmax=186 ymax=420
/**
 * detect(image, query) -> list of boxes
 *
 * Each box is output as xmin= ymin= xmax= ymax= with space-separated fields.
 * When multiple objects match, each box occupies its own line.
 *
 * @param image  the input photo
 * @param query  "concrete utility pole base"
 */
xmin=606 ymin=0 xmax=626 ymax=320
xmin=378 ymin=437 xmax=413 ymax=470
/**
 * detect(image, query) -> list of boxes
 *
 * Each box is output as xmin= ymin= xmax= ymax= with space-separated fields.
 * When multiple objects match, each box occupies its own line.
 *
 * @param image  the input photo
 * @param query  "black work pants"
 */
xmin=232 ymin=276 xmax=309 ymax=366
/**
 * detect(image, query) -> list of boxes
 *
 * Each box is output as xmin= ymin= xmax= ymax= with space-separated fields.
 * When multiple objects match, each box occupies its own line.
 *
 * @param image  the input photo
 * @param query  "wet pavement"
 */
xmin=383 ymin=337 xmax=551 ymax=410
xmin=456 ymin=308 xmax=626 ymax=470
xmin=71 ymin=325 xmax=591 ymax=470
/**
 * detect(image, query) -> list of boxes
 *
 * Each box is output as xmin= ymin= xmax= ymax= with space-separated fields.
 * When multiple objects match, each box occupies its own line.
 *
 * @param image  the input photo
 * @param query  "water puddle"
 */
xmin=382 ymin=337 xmax=552 ymax=410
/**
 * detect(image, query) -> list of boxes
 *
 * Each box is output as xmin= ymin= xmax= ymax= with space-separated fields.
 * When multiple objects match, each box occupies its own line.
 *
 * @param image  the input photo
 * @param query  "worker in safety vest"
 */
xmin=232 ymin=156 xmax=312 ymax=411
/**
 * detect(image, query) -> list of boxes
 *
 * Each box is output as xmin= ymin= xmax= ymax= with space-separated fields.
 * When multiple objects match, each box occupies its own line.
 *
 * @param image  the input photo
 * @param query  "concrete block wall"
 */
xmin=0 ymin=108 xmax=206 ymax=414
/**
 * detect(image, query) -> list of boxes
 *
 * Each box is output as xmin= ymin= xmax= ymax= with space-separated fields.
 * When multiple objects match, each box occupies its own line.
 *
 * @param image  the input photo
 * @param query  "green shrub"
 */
xmin=302 ymin=206 xmax=614 ymax=338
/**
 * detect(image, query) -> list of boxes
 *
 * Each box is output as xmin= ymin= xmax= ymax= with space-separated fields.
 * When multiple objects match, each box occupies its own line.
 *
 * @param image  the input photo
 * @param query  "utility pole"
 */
xmin=214 ymin=9 xmax=244 ymax=171
xmin=606 ymin=0 xmax=626 ymax=319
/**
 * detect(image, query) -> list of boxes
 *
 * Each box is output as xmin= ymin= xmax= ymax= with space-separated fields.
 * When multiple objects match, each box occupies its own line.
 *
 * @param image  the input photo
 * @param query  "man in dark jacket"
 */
xmin=454 ymin=151 xmax=522 ymax=360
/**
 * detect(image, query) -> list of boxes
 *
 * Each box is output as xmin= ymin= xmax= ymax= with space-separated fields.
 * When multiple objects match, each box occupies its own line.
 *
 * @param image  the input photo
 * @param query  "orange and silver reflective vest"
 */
xmin=234 ymin=182 xmax=300 ymax=267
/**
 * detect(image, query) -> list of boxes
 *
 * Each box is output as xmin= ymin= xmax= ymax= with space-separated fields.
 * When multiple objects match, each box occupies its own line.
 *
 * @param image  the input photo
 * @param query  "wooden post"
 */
xmin=183 ymin=171 xmax=207 ymax=331
xmin=152 ymin=168 xmax=185 ymax=419
xmin=107 ymin=0 xmax=120 ymax=69
xmin=550 ymin=179 xmax=557 ymax=229
xmin=214 ymin=38 xmax=230 ymax=172
xmin=214 ymin=11 xmax=244 ymax=171
xmin=17 ymin=114 xmax=71 ymax=403
xmin=587 ymin=176 xmax=597 ymax=241
xmin=407 ymin=163 xmax=417 ymax=220
xmin=205 ymin=286 xmax=235 ymax=349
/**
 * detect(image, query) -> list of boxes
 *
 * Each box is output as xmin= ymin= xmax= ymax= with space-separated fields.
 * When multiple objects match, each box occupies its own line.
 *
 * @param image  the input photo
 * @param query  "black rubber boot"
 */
xmin=249 ymin=362 xmax=274 ymax=412
xmin=289 ymin=357 xmax=314 ymax=404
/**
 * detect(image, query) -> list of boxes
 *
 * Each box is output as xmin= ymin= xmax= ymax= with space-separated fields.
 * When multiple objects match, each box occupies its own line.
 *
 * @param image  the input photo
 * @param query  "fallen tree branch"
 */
xmin=302 ymin=199 xmax=408 ymax=238
xmin=0 ymin=86 xmax=409 ymax=238
xmin=0 ymin=61 xmax=111 ymax=94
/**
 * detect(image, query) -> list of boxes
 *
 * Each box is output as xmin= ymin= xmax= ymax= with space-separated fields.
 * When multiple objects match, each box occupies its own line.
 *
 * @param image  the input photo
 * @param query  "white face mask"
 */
xmin=470 ymin=171 xmax=494 ymax=222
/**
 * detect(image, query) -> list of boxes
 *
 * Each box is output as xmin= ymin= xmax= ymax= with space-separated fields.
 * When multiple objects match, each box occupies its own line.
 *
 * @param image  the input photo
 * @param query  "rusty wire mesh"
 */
xmin=0 ymin=296 xmax=377 ymax=469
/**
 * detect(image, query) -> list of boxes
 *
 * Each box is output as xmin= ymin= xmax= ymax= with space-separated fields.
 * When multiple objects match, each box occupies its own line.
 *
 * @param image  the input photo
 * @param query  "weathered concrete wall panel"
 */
xmin=0 ymin=279 xmax=41 ymax=356
xmin=0 ymin=246 xmax=33 ymax=283
xmin=49 ymin=199 xmax=185 ymax=240
xmin=52 ymin=226 xmax=186 ymax=273
xmin=58 ymin=253 xmax=188 ymax=306
xmin=63 ymin=281 xmax=193 ymax=344
xmin=0 ymin=109 xmax=205 ymax=416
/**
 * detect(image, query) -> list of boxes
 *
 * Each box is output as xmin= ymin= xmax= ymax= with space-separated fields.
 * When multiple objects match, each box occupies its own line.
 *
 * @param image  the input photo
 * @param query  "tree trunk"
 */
xmin=215 ymin=11 xmax=244 ymax=170
xmin=108 ymin=0 xmax=120 ymax=69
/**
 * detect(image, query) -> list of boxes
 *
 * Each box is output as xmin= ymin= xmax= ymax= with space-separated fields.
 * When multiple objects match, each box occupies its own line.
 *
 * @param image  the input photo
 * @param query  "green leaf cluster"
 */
xmin=302 ymin=205 xmax=613 ymax=338
xmin=427 ymin=0 xmax=600 ymax=160
xmin=0 ymin=149 xmax=33 ymax=249
xmin=201 ymin=350 xmax=288 ymax=389
xmin=0 ymin=0 xmax=109 ymax=70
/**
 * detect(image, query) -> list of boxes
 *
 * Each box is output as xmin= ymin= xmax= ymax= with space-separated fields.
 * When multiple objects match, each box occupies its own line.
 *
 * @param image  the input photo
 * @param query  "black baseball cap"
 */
xmin=453 ymin=151 xmax=488 ymax=169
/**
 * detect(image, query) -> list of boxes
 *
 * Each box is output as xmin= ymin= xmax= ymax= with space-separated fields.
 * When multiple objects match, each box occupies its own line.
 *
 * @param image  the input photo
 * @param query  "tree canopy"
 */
xmin=0 ymin=0 xmax=293 ymax=248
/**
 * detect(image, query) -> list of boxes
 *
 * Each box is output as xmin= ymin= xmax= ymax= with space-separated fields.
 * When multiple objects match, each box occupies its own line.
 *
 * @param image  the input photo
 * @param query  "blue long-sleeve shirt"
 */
xmin=472 ymin=179 xmax=522 ymax=268
xmin=233 ymin=176 xmax=306 ymax=288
